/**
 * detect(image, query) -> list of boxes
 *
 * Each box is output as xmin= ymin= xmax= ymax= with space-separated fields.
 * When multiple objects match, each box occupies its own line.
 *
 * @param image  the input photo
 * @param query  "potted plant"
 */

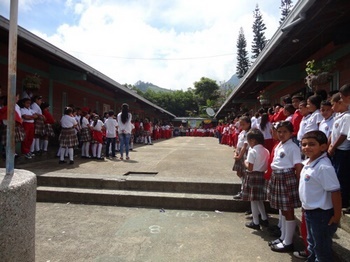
xmin=305 ymin=59 xmax=335 ymax=89
xmin=23 ymin=74 xmax=41 ymax=90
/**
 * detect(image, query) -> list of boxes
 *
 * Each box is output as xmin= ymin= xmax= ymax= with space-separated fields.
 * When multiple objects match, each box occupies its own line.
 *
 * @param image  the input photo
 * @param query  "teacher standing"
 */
xmin=117 ymin=103 xmax=132 ymax=160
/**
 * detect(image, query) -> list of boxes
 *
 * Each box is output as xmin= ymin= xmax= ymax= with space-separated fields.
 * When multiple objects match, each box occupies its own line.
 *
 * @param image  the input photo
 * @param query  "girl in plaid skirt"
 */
xmin=30 ymin=95 xmax=45 ymax=154
xmin=268 ymin=121 xmax=303 ymax=252
xmin=41 ymin=102 xmax=55 ymax=152
xmin=59 ymin=107 xmax=78 ymax=164
xmin=232 ymin=115 xmax=251 ymax=199
xmin=243 ymin=129 xmax=270 ymax=230
xmin=79 ymin=111 xmax=92 ymax=158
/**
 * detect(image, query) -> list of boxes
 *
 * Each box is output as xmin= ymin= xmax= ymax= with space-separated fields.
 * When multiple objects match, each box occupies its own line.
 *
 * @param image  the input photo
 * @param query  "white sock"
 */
xmin=280 ymin=216 xmax=286 ymax=240
xmin=251 ymin=201 xmax=260 ymax=225
xmin=257 ymin=201 xmax=267 ymax=221
xmin=130 ymin=142 xmax=133 ymax=149
xmin=81 ymin=143 xmax=86 ymax=156
xmin=85 ymin=142 xmax=90 ymax=157
xmin=283 ymin=220 xmax=296 ymax=246
xmin=97 ymin=144 xmax=102 ymax=158
xmin=92 ymin=144 xmax=97 ymax=157
xmin=148 ymin=136 xmax=152 ymax=143
xmin=60 ymin=148 xmax=65 ymax=161
xmin=30 ymin=140 xmax=35 ymax=152
xmin=278 ymin=210 xmax=282 ymax=228
xmin=68 ymin=148 xmax=74 ymax=161
xmin=65 ymin=147 xmax=68 ymax=157
xmin=109 ymin=143 xmax=112 ymax=154
xmin=57 ymin=147 xmax=62 ymax=157
xmin=42 ymin=140 xmax=49 ymax=151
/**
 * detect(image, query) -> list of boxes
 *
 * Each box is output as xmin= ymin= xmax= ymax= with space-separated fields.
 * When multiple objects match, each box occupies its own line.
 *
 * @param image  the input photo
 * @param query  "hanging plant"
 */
xmin=23 ymin=74 xmax=41 ymax=90
xmin=305 ymin=59 xmax=335 ymax=89
xmin=257 ymin=90 xmax=270 ymax=105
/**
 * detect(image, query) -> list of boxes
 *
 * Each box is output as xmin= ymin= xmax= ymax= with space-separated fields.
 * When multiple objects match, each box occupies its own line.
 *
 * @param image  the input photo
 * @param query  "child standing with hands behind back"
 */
xmin=243 ymin=129 xmax=270 ymax=230
xmin=268 ymin=121 xmax=303 ymax=252
xmin=232 ymin=116 xmax=251 ymax=199
xmin=299 ymin=131 xmax=341 ymax=261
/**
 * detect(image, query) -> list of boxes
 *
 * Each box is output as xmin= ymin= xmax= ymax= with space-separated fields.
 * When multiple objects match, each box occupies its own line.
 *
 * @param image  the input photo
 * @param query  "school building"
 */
xmin=216 ymin=0 xmax=350 ymax=120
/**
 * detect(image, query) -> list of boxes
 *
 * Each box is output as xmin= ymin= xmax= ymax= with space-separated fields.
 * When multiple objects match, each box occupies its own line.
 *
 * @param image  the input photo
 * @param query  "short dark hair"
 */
xmin=247 ymin=129 xmax=264 ymax=145
xmin=284 ymin=104 xmax=296 ymax=114
xmin=331 ymin=92 xmax=341 ymax=103
xmin=108 ymin=110 xmax=114 ymax=116
xmin=307 ymin=95 xmax=323 ymax=109
xmin=239 ymin=115 xmax=251 ymax=125
xmin=276 ymin=121 xmax=293 ymax=133
xmin=321 ymin=100 xmax=332 ymax=107
xmin=339 ymin=84 xmax=350 ymax=97
xmin=302 ymin=130 xmax=328 ymax=145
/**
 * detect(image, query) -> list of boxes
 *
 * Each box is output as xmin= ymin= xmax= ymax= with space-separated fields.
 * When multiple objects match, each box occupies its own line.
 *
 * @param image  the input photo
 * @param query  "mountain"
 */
xmin=224 ymin=74 xmax=240 ymax=88
xmin=134 ymin=81 xmax=172 ymax=93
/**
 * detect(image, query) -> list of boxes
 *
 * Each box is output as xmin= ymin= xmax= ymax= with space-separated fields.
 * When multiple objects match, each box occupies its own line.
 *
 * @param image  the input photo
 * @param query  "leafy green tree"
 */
xmin=193 ymin=77 xmax=220 ymax=107
xmin=280 ymin=0 xmax=293 ymax=25
xmin=251 ymin=4 xmax=267 ymax=59
xmin=236 ymin=27 xmax=250 ymax=78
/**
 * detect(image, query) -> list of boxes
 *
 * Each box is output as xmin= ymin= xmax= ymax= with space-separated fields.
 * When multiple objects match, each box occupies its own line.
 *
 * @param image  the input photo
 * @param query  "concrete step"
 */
xmin=36 ymin=186 xmax=250 ymax=212
xmin=36 ymin=175 xmax=240 ymax=195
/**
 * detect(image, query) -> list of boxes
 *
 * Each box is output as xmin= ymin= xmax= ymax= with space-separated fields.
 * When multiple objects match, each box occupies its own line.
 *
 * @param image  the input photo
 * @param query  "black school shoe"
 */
xmin=245 ymin=221 xmax=260 ymax=230
xmin=270 ymin=243 xmax=294 ymax=253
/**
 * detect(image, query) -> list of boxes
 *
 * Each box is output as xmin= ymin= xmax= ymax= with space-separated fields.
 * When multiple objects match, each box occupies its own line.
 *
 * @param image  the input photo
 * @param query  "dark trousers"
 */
xmin=105 ymin=137 xmax=116 ymax=157
xmin=331 ymin=149 xmax=350 ymax=207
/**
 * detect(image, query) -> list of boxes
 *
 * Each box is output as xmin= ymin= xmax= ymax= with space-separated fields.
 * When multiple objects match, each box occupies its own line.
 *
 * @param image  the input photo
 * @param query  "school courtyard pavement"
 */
xmin=13 ymin=136 xmax=346 ymax=261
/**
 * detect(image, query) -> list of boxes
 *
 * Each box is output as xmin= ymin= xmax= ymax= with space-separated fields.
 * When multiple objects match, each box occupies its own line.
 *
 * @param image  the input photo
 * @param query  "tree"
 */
xmin=236 ymin=27 xmax=250 ymax=78
xmin=279 ymin=0 xmax=293 ymax=25
xmin=193 ymin=77 xmax=220 ymax=107
xmin=251 ymin=4 xmax=267 ymax=60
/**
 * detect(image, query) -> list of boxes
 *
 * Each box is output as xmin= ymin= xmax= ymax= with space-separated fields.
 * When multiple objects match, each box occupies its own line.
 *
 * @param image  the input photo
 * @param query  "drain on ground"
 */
xmin=123 ymin=172 xmax=158 ymax=176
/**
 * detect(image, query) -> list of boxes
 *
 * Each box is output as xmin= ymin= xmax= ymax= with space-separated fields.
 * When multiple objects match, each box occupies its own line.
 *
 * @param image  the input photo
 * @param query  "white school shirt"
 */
xmin=236 ymin=130 xmax=248 ymax=150
xmin=104 ymin=117 xmax=118 ymax=138
xmin=318 ymin=116 xmax=334 ymax=139
xmin=60 ymin=115 xmax=77 ymax=128
xmin=91 ymin=119 xmax=104 ymax=131
xmin=304 ymin=109 xmax=322 ymax=134
xmin=330 ymin=111 xmax=350 ymax=150
xmin=80 ymin=117 xmax=89 ymax=129
xmin=3 ymin=104 xmax=22 ymax=126
xmin=30 ymin=102 xmax=42 ymax=115
xmin=299 ymin=153 xmax=340 ymax=210
xmin=271 ymin=139 xmax=302 ymax=170
xmin=297 ymin=114 xmax=311 ymax=141
xmin=21 ymin=107 xmax=35 ymax=123
xmin=246 ymin=144 xmax=270 ymax=172
xmin=258 ymin=122 xmax=272 ymax=140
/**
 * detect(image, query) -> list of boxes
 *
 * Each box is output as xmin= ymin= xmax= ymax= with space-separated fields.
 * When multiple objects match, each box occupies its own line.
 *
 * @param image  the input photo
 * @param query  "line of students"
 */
xmin=230 ymin=84 xmax=350 ymax=261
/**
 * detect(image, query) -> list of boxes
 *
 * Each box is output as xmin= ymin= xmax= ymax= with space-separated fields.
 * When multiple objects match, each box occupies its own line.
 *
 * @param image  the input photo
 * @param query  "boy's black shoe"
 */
xmin=69 ymin=160 xmax=74 ymax=165
xmin=245 ymin=221 xmax=260 ymax=230
xmin=59 ymin=160 xmax=66 ymax=164
xmin=260 ymin=218 xmax=269 ymax=227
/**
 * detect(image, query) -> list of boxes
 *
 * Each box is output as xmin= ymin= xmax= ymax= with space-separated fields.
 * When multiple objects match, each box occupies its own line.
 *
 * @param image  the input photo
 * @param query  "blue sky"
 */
xmin=0 ymin=0 xmax=289 ymax=90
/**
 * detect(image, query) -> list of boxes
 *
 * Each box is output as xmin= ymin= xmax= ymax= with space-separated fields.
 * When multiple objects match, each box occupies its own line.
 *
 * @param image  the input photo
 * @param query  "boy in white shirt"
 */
xmin=104 ymin=110 xmax=118 ymax=159
xmin=299 ymin=131 xmax=341 ymax=261
xmin=318 ymin=100 xmax=334 ymax=139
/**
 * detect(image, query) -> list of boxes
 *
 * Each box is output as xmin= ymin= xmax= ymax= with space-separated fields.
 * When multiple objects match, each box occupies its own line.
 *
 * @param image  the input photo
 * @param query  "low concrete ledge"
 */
xmin=0 ymin=169 xmax=37 ymax=262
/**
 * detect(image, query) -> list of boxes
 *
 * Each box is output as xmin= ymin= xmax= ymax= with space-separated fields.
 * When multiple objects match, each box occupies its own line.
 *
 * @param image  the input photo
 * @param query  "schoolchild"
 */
xmin=243 ymin=129 xmax=270 ymax=230
xmin=319 ymin=100 xmax=334 ymax=139
xmin=328 ymin=92 xmax=350 ymax=209
xmin=232 ymin=116 xmax=251 ymax=199
xmin=304 ymin=94 xmax=323 ymax=134
xmin=268 ymin=121 xmax=303 ymax=252
xmin=339 ymin=83 xmax=350 ymax=106
xmin=58 ymin=107 xmax=78 ymax=164
xmin=143 ymin=118 xmax=153 ymax=145
xmin=104 ymin=110 xmax=118 ymax=159
xmin=257 ymin=113 xmax=273 ymax=153
xmin=90 ymin=114 xmax=105 ymax=160
xmin=20 ymin=98 xmax=38 ymax=159
xmin=299 ymin=131 xmax=341 ymax=261
xmin=291 ymin=95 xmax=303 ymax=142
xmin=79 ymin=111 xmax=92 ymax=158
xmin=283 ymin=104 xmax=295 ymax=122
xmin=40 ymin=102 xmax=55 ymax=152
xmin=30 ymin=95 xmax=45 ymax=154
xmin=297 ymin=101 xmax=311 ymax=143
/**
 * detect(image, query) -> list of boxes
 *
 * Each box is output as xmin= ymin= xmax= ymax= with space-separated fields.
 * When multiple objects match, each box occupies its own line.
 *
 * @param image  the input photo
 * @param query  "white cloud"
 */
xmin=23 ymin=0 xmax=282 ymax=90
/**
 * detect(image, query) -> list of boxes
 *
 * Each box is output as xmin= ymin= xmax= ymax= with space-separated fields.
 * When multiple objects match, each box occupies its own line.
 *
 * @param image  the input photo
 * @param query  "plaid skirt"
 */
xmin=242 ymin=171 xmax=266 ymax=201
xmin=232 ymin=151 xmax=247 ymax=177
xmin=267 ymin=169 xmax=301 ymax=210
xmin=59 ymin=127 xmax=79 ymax=147
xmin=80 ymin=127 xmax=91 ymax=142
xmin=1 ymin=124 xmax=26 ymax=145
xmin=43 ymin=123 xmax=55 ymax=137
xmin=34 ymin=116 xmax=45 ymax=136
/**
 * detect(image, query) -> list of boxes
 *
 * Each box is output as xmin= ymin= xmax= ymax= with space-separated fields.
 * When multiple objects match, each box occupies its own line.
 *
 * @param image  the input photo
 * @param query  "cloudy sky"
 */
xmin=0 ymin=0 xmax=290 ymax=90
